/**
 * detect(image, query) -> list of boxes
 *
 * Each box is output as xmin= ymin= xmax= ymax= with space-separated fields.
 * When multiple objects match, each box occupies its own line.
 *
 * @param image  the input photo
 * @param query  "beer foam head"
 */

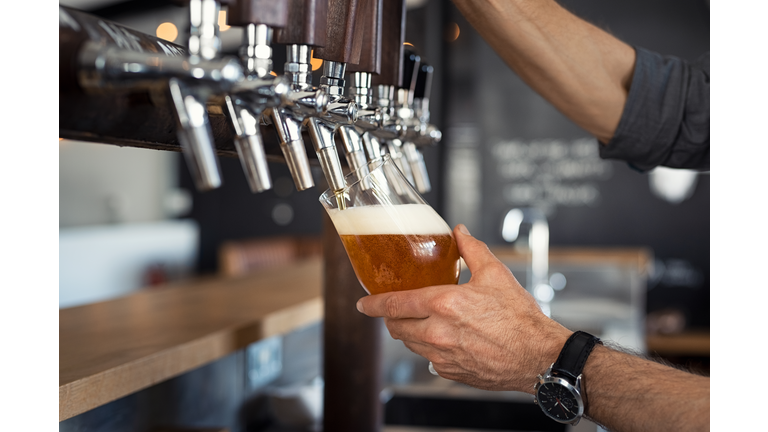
xmin=328 ymin=204 xmax=453 ymax=235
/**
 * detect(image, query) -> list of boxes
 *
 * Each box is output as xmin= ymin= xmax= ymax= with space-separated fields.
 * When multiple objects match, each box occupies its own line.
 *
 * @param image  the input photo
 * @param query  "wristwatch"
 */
xmin=533 ymin=331 xmax=602 ymax=425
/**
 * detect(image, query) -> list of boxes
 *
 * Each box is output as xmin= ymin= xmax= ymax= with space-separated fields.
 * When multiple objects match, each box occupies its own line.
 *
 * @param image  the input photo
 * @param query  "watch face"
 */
xmin=536 ymin=381 xmax=582 ymax=423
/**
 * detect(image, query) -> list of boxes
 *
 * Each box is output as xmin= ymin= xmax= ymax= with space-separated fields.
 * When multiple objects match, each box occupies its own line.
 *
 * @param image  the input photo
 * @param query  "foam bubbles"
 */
xmin=328 ymin=204 xmax=452 ymax=236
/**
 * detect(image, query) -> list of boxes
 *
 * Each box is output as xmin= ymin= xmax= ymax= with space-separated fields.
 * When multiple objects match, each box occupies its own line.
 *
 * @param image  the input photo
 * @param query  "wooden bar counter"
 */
xmin=59 ymin=257 xmax=324 ymax=422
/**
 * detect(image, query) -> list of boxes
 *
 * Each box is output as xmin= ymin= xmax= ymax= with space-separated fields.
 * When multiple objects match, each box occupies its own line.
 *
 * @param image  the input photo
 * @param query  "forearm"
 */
xmin=582 ymin=345 xmax=710 ymax=432
xmin=450 ymin=0 xmax=636 ymax=142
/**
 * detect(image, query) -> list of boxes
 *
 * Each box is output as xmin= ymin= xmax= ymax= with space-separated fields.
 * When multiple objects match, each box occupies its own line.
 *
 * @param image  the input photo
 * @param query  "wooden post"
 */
xmin=322 ymin=213 xmax=383 ymax=432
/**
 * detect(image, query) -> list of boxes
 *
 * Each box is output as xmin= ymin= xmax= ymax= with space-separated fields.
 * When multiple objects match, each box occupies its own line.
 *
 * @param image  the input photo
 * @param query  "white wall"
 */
xmin=59 ymin=140 xmax=189 ymax=227
xmin=59 ymin=140 xmax=198 ymax=308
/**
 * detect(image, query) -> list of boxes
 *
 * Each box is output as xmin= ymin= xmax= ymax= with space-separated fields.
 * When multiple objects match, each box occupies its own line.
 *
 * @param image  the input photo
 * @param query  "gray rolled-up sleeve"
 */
xmin=600 ymin=47 xmax=710 ymax=172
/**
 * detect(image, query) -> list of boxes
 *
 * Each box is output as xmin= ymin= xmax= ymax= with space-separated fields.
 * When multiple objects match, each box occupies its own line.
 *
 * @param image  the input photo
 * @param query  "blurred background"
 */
xmin=59 ymin=0 xmax=709 ymax=430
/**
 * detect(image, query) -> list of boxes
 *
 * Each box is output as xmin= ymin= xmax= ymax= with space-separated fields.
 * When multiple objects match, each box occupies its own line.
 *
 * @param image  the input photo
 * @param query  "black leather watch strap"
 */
xmin=552 ymin=331 xmax=602 ymax=382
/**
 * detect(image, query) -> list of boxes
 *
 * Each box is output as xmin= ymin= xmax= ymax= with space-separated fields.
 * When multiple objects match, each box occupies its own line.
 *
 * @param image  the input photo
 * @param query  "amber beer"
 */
xmin=328 ymin=203 xmax=461 ymax=295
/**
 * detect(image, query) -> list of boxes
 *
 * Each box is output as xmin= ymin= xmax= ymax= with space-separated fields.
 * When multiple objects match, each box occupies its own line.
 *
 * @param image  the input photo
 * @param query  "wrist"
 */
xmin=527 ymin=323 xmax=572 ymax=394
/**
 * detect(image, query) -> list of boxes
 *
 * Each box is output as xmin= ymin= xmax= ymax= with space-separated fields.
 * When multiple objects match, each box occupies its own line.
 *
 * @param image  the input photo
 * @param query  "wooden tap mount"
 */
xmin=274 ymin=0 xmax=328 ymax=47
xmin=371 ymin=0 xmax=405 ymax=87
xmin=347 ymin=0 xmax=382 ymax=74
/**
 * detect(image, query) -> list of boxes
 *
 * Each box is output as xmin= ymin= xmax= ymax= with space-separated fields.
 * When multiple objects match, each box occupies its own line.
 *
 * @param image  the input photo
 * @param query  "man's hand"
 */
xmin=356 ymin=224 xmax=572 ymax=393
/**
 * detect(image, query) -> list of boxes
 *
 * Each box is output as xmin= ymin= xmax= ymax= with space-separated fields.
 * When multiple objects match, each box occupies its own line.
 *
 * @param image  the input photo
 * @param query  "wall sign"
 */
xmin=490 ymin=138 xmax=613 ymax=215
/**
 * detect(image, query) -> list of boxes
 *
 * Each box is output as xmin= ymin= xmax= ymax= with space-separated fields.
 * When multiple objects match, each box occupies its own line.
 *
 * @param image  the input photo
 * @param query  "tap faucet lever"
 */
xmin=393 ymin=49 xmax=433 ymax=192
xmin=220 ymin=0 xmax=292 ymax=192
xmin=302 ymin=0 xmax=367 ymax=195
xmin=170 ymin=0 xmax=227 ymax=191
xmin=168 ymin=78 xmax=222 ymax=191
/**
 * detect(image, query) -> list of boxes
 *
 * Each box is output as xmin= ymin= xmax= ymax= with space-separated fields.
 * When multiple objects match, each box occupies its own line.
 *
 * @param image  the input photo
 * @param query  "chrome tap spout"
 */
xmin=168 ymin=77 xmax=222 ymax=191
xmin=502 ymin=207 xmax=554 ymax=316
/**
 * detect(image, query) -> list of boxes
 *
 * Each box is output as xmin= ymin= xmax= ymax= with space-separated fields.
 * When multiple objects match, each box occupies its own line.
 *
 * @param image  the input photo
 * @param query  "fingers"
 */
xmin=453 ymin=224 xmax=506 ymax=276
xmin=357 ymin=289 xmax=432 ymax=319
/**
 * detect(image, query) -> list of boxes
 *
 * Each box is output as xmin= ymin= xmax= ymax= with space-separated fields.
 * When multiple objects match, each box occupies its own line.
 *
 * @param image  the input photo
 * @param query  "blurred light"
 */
xmin=549 ymin=273 xmax=567 ymax=291
xmin=270 ymin=71 xmax=277 ymax=76
xmin=445 ymin=22 xmax=460 ymax=42
xmin=218 ymin=10 xmax=230 ymax=32
xmin=534 ymin=284 xmax=555 ymax=303
xmin=404 ymin=42 xmax=414 ymax=47
xmin=310 ymin=50 xmax=323 ymax=71
xmin=501 ymin=209 xmax=523 ymax=242
xmin=272 ymin=203 xmax=294 ymax=226
xmin=156 ymin=22 xmax=178 ymax=42
xmin=649 ymin=166 xmax=699 ymax=204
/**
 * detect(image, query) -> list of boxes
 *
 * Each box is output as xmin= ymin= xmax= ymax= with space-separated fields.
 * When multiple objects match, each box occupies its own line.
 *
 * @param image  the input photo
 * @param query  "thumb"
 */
xmin=453 ymin=224 xmax=502 ymax=275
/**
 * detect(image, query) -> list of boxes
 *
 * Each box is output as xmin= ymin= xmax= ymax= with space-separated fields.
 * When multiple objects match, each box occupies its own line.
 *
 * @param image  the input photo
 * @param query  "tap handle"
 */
xmin=313 ymin=0 xmax=364 ymax=64
xmin=413 ymin=62 xmax=433 ymax=101
xmin=400 ymin=49 xmax=420 ymax=96
xmin=274 ymin=0 xmax=328 ymax=47
xmin=371 ymin=0 xmax=405 ymax=87
xmin=226 ymin=0 xmax=289 ymax=28
xmin=347 ymin=0 xmax=382 ymax=74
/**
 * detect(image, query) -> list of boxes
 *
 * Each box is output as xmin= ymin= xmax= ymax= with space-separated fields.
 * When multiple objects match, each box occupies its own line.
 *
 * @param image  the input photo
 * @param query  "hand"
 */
xmin=356 ymin=224 xmax=572 ymax=393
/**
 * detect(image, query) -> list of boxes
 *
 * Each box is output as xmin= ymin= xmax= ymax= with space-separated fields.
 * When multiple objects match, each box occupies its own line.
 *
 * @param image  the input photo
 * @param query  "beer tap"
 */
xmin=397 ymin=50 xmax=434 ymax=193
xmin=267 ymin=0 xmax=333 ymax=192
xmin=337 ymin=0 xmax=383 ymax=175
xmin=171 ymin=0 xmax=227 ymax=191
xmin=367 ymin=0 xmax=407 ymax=169
xmin=74 ymin=0 xmax=246 ymax=192
xmin=411 ymin=61 xmax=442 ymax=147
xmin=406 ymin=61 xmax=442 ymax=191
xmin=382 ymin=49 xmax=421 ymax=187
xmin=221 ymin=0 xmax=292 ymax=193
xmin=304 ymin=0 xmax=364 ymax=196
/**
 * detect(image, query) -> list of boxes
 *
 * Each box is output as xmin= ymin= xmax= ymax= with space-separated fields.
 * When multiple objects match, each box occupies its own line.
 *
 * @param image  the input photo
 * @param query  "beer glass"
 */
xmin=319 ymin=155 xmax=461 ymax=295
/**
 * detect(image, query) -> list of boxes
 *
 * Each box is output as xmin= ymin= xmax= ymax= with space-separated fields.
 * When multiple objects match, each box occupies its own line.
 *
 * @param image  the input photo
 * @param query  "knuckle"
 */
xmin=384 ymin=295 xmax=400 ymax=318
xmin=432 ymin=290 xmax=464 ymax=317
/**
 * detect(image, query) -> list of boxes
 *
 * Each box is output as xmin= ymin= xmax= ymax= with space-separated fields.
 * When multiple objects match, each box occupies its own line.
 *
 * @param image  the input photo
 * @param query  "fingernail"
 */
xmin=458 ymin=224 xmax=471 ymax=236
xmin=356 ymin=300 xmax=364 ymax=313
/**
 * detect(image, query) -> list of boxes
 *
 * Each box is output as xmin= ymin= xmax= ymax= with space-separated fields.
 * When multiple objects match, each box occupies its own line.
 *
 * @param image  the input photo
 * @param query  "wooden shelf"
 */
xmin=59 ymin=258 xmax=324 ymax=422
xmin=489 ymin=246 xmax=654 ymax=275
xmin=646 ymin=331 xmax=710 ymax=357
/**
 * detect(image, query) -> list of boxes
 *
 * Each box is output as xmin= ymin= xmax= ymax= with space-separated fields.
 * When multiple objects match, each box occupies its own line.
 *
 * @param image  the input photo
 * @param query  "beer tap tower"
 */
xmin=224 ymin=0 xmax=338 ymax=194
xmin=270 ymin=0 xmax=355 ymax=197
xmin=59 ymin=1 xmax=437 ymax=430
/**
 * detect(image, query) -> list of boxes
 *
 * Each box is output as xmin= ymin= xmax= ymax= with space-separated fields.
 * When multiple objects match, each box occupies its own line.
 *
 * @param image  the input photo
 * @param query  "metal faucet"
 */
xmin=172 ymin=0 xmax=226 ymax=191
xmin=223 ymin=22 xmax=290 ymax=193
xmin=304 ymin=60 xmax=358 ymax=194
xmin=365 ymin=84 xmax=401 ymax=162
xmin=393 ymin=50 xmax=428 ymax=192
xmin=75 ymin=0 xmax=244 ymax=192
xmin=405 ymin=62 xmax=442 ymax=191
xmin=263 ymin=44 xmax=329 ymax=191
xmin=339 ymin=71 xmax=382 ymax=174
xmin=366 ymin=83 xmax=412 ymax=184
xmin=502 ymin=207 xmax=555 ymax=316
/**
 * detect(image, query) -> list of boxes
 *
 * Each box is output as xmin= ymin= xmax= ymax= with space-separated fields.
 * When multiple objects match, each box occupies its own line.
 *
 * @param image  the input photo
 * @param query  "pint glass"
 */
xmin=319 ymin=155 xmax=461 ymax=295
